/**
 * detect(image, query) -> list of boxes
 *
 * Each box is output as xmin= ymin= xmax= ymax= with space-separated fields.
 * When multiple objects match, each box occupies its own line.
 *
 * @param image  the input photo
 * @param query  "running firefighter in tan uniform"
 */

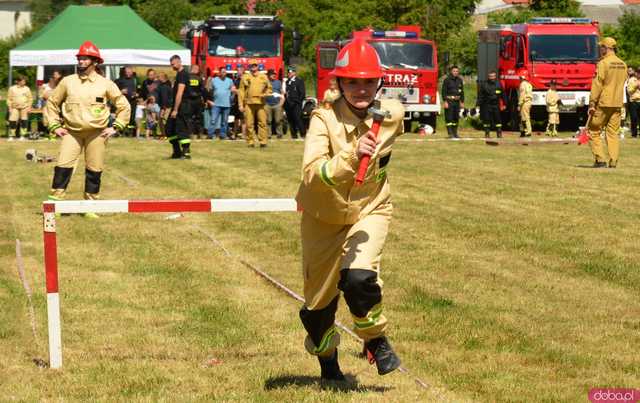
xmin=296 ymin=38 xmax=403 ymax=382
xmin=45 ymin=41 xmax=130 ymax=216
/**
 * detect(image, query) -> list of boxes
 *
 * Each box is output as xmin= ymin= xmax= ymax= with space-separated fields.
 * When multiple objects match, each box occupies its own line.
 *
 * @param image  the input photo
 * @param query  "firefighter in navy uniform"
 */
xmin=166 ymin=55 xmax=193 ymax=159
xmin=477 ymin=70 xmax=505 ymax=138
xmin=45 ymin=41 xmax=130 ymax=218
xmin=296 ymin=38 xmax=403 ymax=382
xmin=441 ymin=65 xmax=464 ymax=138
xmin=188 ymin=64 xmax=208 ymax=138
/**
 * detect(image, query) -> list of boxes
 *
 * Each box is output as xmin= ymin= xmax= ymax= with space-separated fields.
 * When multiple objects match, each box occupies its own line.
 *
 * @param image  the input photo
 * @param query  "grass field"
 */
xmin=1 ymin=132 xmax=639 ymax=402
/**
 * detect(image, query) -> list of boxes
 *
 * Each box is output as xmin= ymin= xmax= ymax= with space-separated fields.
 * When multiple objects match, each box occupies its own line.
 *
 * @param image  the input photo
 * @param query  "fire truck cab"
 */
xmin=182 ymin=15 xmax=285 ymax=78
xmin=478 ymin=18 xmax=600 ymax=128
xmin=316 ymin=26 xmax=440 ymax=133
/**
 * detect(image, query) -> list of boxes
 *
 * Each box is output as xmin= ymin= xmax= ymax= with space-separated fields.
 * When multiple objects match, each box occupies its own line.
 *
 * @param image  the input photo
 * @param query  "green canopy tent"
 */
xmin=9 ymin=5 xmax=190 ymax=76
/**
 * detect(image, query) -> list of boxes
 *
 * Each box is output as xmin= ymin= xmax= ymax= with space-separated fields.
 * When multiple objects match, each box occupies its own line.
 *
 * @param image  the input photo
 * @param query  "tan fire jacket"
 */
xmin=295 ymin=98 xmax=404 ymax=225
xmin=627 ymin=76 xmax=640 ymax=102
xmin=518 ymin=81 xmax=533 ymax=106
xmin=45 ymin=71 xmax=130 ymax=133
xmin=7 ymin=85 xmax=33 ymax=109
xmin=546 ymin=89 xmax=559 ymax=113
xmin=590 ymin=52 xmax=627 ymax=108
xmin=238 ymin=72 xmax=272 ymax=106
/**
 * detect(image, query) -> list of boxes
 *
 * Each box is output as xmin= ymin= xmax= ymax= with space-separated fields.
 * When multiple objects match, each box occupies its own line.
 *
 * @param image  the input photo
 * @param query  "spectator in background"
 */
xmin=322 ymin=78 xmax=340 ymax=109
xmin=139 ymin=68 xmax=159 ymax=100
xmin=134 ymin=96 xmax=145 ymax=139
xmin=115 ymin=66 xmax=137 ymax=136
xmin=7 ymin=76 xmax=32 ymax=141
xmin=39 ymin=70 xmax=63 ymax=139
xmin=232 ymin=65 xmax=249 ymax=140
xmin=284 ymin=65 xmax=306 ymax=139
xmin=204 ymin=67 xmax=218 ymax=137
xmin=188 ymin=64 xmax=208 ymax=138
xmin=265 ymin=69 xmax=284 ymax=139
xmin=156 ymin=72 xmax=172 ymax=139
xmin=627 ymin=67 xmax=639 ymax=138
xmin=209 ymin=67 xmax=235 ymax=140
xmin=145 ymin=96 xmax=160 ymax=140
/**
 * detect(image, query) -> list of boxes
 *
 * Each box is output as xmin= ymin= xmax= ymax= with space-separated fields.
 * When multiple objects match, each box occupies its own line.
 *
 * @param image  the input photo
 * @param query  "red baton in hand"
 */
xmin=355 ymin=101 xmax=391 ymax=186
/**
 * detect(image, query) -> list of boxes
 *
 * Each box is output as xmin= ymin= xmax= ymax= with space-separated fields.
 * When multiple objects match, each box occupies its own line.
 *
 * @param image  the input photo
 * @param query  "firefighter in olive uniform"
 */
xmin=545 ymin=80 xmax=560 ymax=137
xmin=7 ymin=76 xmax=33 ymax=141
xmin=238 ymin=62 xmax=272 ymax=147
xmin=518 ymin=73 xmax=533 ymax=137
xmin=477 ymin=70 xmax=505 ymax=138
xmin=296 ymin=38 xmax=403 ymax=382
xmin=588 ymin=37 xmax=628 ymax=168
xmin=45 ymin=41 xmax=130 ymax=217
xmin=441 ymin=66 xmax=464 ymax=138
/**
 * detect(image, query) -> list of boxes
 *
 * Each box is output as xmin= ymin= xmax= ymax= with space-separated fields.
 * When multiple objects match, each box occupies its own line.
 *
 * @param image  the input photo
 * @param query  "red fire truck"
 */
xmin=182 ymin=15 xmax=286 ymax=77
xmin=478 ymin=18 xmax=600 ymax=128
xmin=315 ymin=26 xmax=440 ymax=132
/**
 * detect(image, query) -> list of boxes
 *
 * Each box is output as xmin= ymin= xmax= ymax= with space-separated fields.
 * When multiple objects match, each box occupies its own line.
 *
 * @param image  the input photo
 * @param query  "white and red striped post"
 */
xmin=42 ymin=198 xmax=299 ymax=369
xmin=43 ymin=201 xmax=62 ymax=369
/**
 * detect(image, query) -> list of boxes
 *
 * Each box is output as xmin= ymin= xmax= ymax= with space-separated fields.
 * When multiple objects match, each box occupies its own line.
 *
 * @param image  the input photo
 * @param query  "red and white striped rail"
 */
xmin=42 ymin=198 xmax=298 ymax=369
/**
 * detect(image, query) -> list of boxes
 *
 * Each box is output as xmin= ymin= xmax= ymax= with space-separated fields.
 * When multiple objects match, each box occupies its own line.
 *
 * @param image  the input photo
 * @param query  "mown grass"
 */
xmin=1 ymin=132 xmax=638 ymax=402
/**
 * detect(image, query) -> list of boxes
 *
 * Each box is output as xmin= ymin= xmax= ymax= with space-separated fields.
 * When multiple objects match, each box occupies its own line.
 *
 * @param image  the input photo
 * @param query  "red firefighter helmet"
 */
xmin=330 ymin=38 xmax=384 ymax=79
xmin=76 ymin=41 xmax=103 ymax=64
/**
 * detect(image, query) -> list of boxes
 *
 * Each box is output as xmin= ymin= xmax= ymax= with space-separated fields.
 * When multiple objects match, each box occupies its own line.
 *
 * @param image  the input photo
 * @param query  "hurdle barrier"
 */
xmin=42 ymin=198 xmax=298 ymax=369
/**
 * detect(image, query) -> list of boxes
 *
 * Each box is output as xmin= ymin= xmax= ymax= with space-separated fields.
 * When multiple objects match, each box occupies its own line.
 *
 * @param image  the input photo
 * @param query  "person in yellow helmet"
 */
xmin=587 ymin=37 xmax=627 ymax=168
xmin=518 ymin=73 xmax=533 ymax=137
xmin=545 ymin=80 xmax=560 ymax=137
xmin=296 ymin=38 xmax=403 ymax=382
xmin=45 ymin=41 xmax=130 ymax=217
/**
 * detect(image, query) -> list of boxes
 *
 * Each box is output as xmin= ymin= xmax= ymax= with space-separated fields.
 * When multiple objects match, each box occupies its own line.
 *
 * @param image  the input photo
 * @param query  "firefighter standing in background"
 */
xmin=518 ymin=73 xmax=533 ymax=137
xmin=7 ymin=76 xmax=33 ymax=141
xmin=477 ymin=70 xmax=505 ymax=139
xmin=45 ymin=41 xmax=130 ymax=217
xmin=238 ymin=62 xmax=272 ymax=148
xmin=441 ymin=65 xmax=464 ymax=138
xmin=587 ymin=37 xmax=627 ymax=168
xmin=188 ymin=64 xmax=208 ymax=138
xmin=166 ymin=55 xmax=192 ymax=159
xmin=626 ymin=67 xmax=640 ymax=138
xmin=296 ymin=38 xmax=403 ymax=382
xmin=545 ymin=80 xmax=560 ymax=137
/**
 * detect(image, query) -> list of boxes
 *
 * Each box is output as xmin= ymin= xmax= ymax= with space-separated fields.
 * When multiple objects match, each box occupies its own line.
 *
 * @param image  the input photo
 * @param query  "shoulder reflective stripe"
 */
xmin=313 ymin=326 xmax=337 ymax=354
xmin=319 ymin=161 xmax=336 ymax=186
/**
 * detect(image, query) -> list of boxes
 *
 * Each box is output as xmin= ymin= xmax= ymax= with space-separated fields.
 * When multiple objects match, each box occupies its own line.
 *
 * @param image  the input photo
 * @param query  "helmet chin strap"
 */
xmin=337 ymin=77 xmax=385 ymax=111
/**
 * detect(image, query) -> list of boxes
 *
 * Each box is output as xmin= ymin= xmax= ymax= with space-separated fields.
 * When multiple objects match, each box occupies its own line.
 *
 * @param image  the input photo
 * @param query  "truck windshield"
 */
xmin=529 ymin=35 xmax=598 ymax=62
xmin=209 ymin=31 xmax=280 ymax=57
xmin=369 ymin=41 xmax=434 ymax=69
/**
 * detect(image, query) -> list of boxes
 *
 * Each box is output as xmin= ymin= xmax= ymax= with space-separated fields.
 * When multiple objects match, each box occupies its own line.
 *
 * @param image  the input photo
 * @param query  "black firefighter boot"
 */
xmin=170 ymin=138 xmax=182 ymax=159
xmin=497 ymin=128 xmax=503 ymax=138
xmin=181 ymin=142 xmax=192 ymax=160
xmin=318 ymin=349 xmax=345 ymax=382
xmin=364 ymin=336 xmax=401 ymax=375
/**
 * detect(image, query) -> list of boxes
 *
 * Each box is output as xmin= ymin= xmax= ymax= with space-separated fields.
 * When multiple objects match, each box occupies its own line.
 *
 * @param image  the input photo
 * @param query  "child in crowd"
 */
xmin=145 ymin=96 xmax=160 ymax=140
xmin=322 ymin=79 xmax=340 ymax=109
xmin=545 ymin=80 xmax=560 ymax=137
xmin=134 ymin=97 xmax=146 ymax=139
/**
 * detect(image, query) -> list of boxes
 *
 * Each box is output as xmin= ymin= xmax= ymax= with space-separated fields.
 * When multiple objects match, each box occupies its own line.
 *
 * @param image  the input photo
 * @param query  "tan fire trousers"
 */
xmin=588 ymin=107 xmax=620 ymax=166
xmin=300 ymin=203 xmax=392 ymax=356
xmin=244 ymin=104 xmax=268 ymax=146
xmin=520 ymin=101 xmax=532 ymax=135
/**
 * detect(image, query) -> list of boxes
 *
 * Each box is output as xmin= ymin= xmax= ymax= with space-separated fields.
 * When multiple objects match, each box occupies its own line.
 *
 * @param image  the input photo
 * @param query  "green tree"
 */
xmin=601 ymin=10 xmax=640 ymax=69
xmin=489 ymin=0 xmax=583 ymax=25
